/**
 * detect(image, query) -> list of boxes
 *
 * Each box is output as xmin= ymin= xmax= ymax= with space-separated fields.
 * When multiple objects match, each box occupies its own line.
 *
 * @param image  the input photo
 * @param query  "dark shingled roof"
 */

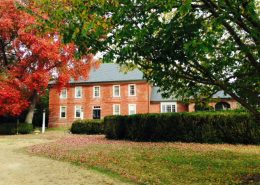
xmin=150 ymin=88 xmax=232 ymax=102
xmin=212 ymin=91 xmax=231 ymax=99
xmin=70 ymin=63 xmax=144 ymax=83
xmin=150 ymin=87 xmax=177 ymax=102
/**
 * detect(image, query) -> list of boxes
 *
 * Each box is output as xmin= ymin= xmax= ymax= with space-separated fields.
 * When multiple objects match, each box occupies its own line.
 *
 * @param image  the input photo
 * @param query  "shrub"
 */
xmin=71 ymin=119 xmax=104 ymax=134
xmin=104 ymin=112 xmax=260 ymax=144
xmin=18 ymin=123 xmax=34 ymax=134
xmin=0 ymin=122 xmax=33 ymax=135
xmin=0 ymin=122 xmax=17 ymax=135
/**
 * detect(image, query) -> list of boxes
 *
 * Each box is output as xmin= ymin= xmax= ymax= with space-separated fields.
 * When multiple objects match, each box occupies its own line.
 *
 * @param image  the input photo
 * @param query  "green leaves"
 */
xmin=179 ymin=0 xmax=192 ymax=16
xmin=102 ymin=0 xmax=259 ymax=116
xmin=26 ymin=0 xmax=260 ymax=117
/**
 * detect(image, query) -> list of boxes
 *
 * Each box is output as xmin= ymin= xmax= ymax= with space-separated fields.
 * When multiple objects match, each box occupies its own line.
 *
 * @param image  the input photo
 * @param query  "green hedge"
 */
xmin=18 ymin=123 xmax=34 ymax=134
xmin=0 ymin=123 xmax=17 ymax=135
xmin=0 ymin=123 xmax=33 ymax=135
xmin=70 ymin=119 xmax=104 ymax=134
xmin=104 ymin=112 xmax=260 ymax=144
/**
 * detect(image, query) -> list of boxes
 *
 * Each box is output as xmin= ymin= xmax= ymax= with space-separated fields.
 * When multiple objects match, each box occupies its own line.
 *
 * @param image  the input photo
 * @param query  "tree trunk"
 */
xmin=25 ymin=92 xmax=38 ymax=124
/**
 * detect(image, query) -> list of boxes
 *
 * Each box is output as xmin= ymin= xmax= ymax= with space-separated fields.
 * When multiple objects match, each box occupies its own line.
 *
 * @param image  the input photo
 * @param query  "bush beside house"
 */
xmin=104 ymin=112 xmax=260 ymax=144
xmin=71 ymin=119 xmax=104 ymax=134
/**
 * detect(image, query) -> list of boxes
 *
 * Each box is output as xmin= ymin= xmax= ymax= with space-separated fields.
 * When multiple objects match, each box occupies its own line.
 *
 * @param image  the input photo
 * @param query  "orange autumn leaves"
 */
xmin=0 ymin=0 xmax=98 ymax=116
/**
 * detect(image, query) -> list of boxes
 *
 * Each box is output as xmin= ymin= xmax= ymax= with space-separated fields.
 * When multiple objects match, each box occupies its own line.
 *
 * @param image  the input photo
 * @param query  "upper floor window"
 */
xmin=113 ymin=85 xmax=120 ymax=97
xmin=128 ymin=84 xmax=136 ymax=96
xmin=75 ymin=86 xmax=82 ymax=98
xmin=113 ymin=104 xmax=120 ymax=115
xmin=93 ymin=86 xmax=100 ymax=98
xmin=60 ymin=89 xmax=67 ymax=99
xmin=60 ymin=106 xmax=67 ymax=118
xmin=128 ymin=104 xmax=136 ymax=115
xmin=75 ymin=105 xmax=83 ymax=119
xmin=161 ymin=102 xmax=177 ymax=113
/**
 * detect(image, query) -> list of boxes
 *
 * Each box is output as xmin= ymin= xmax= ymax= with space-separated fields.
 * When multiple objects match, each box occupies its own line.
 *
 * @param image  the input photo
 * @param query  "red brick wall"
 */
xmin=49 ymin=81 xmax=151 ymax=127
xmin=49 ymin=82 xmax=237 ymax=127
xmin=188 ymin=99 xmax=238 ymax=112
xmin=149 ymin=102 xmax=160 ymax=113
xmin=177 ymin=103 xmax=188 ymax=112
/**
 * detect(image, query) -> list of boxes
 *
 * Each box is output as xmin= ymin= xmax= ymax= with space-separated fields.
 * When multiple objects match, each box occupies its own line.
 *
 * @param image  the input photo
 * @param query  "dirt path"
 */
xmin=0 ymin=134 xmax=131 ymax=185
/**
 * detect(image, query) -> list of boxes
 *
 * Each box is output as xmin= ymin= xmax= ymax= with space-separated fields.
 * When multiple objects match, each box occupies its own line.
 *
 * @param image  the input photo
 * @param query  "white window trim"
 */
xmin=75 ymin=86 xmax=83 ymax=98
xmin=160 ymin=102 xmax=177 ymax=113
xmin=128 ymin=104 xmax=136 ymax=115
xmin=93 ymin=86 xmax=101 ymax=98
xmin=60 ymin=106 xmax=67 ymax=119
xmin=128 ymin=84 xmax=136 ymax=96
xmin=60 ymin=89 xmax=67 ymax=99
xmin=74 ymin=105 xmax=83 ymax=119
xmin=113 ymin=104 xmax=121 ymax=115
xmin=113 ymin=85 xmax=121 ymax=97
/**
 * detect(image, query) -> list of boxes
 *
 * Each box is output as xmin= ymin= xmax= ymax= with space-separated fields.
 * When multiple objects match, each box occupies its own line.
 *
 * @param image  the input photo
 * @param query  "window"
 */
xmin=75 ymin=105 xmax=83 ymax=119
xmin=60 ymin=89 xmax=67 ymax=99
xmin=113 ymin=104 xmax=120 ymax=115
xmin=113 ymin=85 xmax=120 ymax=97
xmin=93 ymin=86 xmax=100 ymax=98
xmin=60 ymin=106 xmax=67 ymax=118
xmin=75 ymin=86 xmax=82 ymax=98
xmin=128 ymin=104 xmax=136 ymax=115
xmin=161 ymin=102 xmax=177 ymax=113
xmin=128 ymin=84 xmax=136 ymax=96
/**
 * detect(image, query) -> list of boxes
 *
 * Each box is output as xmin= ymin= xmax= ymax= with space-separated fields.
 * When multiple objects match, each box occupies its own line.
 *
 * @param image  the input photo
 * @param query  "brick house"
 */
xmin=48 ymin=63 xmax=238 ymax=127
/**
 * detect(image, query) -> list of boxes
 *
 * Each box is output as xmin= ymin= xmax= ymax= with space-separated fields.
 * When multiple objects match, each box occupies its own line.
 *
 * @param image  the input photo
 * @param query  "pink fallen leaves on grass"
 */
xmin=27 ymin=135 xmax=260 ymax=157
xmin=26 ymin=135 xmax=260 ymax=185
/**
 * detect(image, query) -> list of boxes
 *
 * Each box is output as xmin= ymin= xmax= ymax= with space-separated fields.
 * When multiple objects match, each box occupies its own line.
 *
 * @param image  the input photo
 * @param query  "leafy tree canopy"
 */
xmin=28 ymin=0 xmax=260 ymax=118
xmin=0 ymin=0 xmax=97 ymax=117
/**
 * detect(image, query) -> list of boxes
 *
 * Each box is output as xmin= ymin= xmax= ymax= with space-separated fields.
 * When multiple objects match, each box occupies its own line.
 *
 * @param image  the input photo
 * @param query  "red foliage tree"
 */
xmin=0 ymin=0 xmax=97 ymax=122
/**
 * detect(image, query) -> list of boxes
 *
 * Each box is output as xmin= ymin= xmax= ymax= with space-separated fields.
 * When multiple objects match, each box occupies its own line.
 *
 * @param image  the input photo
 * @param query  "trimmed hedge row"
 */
xmin=0 ymin=123 xmax=33 ymax=135
xmin=104 ymin=112 xmax=260 ymax=144
xmin=71 ymin=119 xmax=104 ymax=134
xmin=18 ymin=123 xmax=34 ymax=134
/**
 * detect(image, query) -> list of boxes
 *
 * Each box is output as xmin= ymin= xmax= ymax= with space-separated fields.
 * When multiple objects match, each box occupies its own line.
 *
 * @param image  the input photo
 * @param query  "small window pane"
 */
xmin=172 ymin=105 xmax=176 ymax=112
xmin=129 ymin=85 xmax=136 ymax=96
xmin=60 ymin=89 xmax=67 ymax=99
xmin=166 ymin=105 xmax=172 ymax=112
xmin=94 ymin=86 xmax=100 ymax=97
xmin=75 ymin=87 xmax=82 ymax=98
xmin=60 ymin=106 xmax=66 ymax=118
xmin=113 ymin=104 xmax=120 ymax=115
xmin=113 ymin=85 xmax=120 ymax=97
xmin=129 ymin=104 xmax=136 ymax=115
xmin=75 ymin=106 xmax=82 ymax=118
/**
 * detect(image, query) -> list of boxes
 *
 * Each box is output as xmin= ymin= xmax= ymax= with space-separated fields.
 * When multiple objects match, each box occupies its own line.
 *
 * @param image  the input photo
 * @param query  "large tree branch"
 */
xmin=241 ymin=1 xmax=260 ymax=30
xmin=215 ymin=81 xmax=260 ymax=119
xmin=202 ymin=0 xmax=260 ymax=74
xmin=0 ymin=37 xmax=8 ymax=66
xmin=220 ymin=0 xmax=260 ymax=49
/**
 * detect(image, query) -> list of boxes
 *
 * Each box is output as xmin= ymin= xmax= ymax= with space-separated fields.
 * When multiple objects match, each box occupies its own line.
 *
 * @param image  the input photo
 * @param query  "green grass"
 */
xmin=27 ymin=135 xmax=260 ymax=185
xmin=46 ymin=127 xmax=70 ymax=131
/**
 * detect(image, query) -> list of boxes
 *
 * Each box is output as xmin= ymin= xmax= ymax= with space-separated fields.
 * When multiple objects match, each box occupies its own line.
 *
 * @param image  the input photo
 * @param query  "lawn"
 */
xmin=27 ymin=134 xmax=260 ymax=185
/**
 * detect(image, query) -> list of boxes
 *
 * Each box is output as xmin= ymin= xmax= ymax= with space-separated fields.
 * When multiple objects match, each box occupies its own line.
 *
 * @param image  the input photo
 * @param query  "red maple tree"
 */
xmin=0 ymin=0 xmax=97 ymax=121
